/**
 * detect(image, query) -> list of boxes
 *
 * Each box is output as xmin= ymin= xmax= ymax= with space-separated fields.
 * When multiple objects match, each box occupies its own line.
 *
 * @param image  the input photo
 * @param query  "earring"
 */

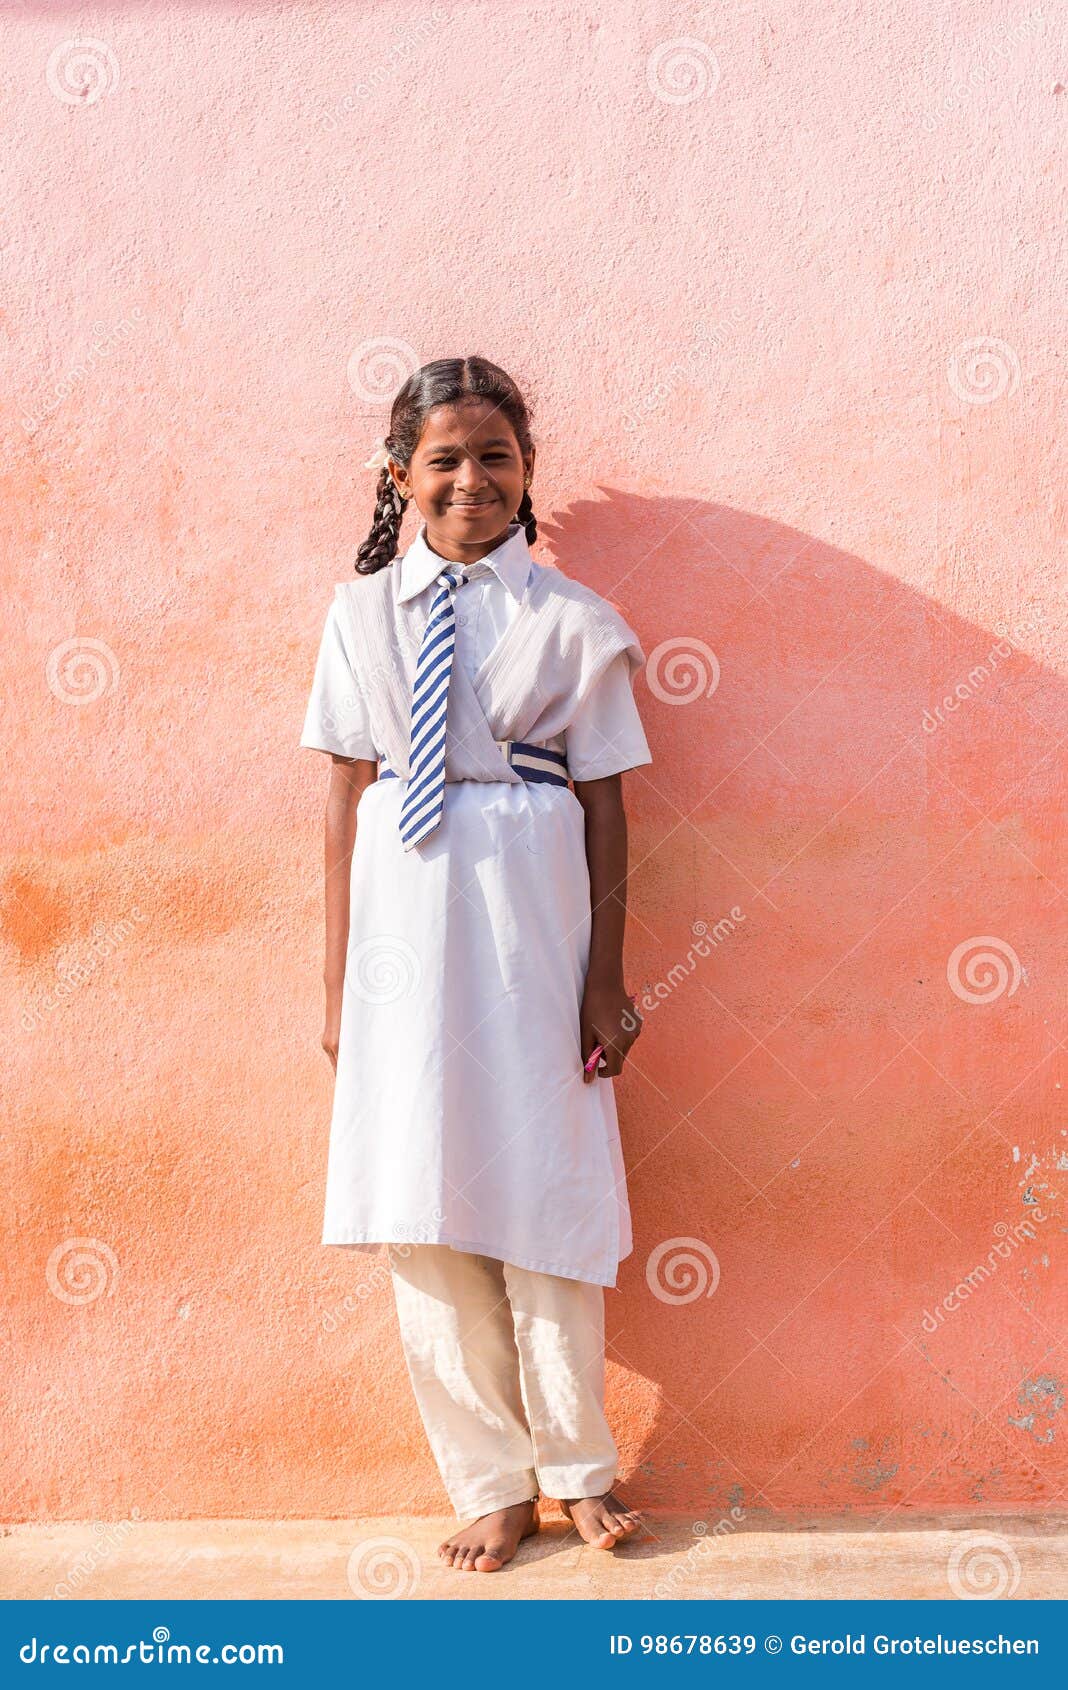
xmin=523 ymin=475 xmax=532 ymax=489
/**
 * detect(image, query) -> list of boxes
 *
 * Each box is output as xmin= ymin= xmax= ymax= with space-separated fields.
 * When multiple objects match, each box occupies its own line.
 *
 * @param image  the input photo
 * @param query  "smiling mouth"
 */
xmin=452 ymin=500 xmax=494 ymax=508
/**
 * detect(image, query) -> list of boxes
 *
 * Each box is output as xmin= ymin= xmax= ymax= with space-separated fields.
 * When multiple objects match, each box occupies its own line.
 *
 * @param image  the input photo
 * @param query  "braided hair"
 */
xmin=355 ymin=356 xmax=537 ymax=575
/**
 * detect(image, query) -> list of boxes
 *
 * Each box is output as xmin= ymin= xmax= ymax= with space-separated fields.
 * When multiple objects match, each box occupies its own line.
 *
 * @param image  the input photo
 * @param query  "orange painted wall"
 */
xmin=4 ymin=3 xmax=1064 ymax=1523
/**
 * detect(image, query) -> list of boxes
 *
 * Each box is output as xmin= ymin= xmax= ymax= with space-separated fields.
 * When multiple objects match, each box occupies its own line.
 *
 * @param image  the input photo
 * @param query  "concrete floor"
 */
xmin=4 ymin=1513 xmax=1065 ymax=1600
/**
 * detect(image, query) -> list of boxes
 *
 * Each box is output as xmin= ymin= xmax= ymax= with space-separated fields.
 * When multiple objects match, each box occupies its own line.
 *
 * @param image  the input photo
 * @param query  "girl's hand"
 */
xmin=321 ymin=995 xmax=343 ymax=1071
xmin=580 ymin=976 xmax=642 ymax=1083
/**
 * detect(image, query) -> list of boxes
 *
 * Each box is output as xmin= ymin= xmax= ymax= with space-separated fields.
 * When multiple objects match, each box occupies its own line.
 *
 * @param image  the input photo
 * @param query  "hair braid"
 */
xmin=354 ymin=462 xmax=406 ymax=575
xmin=514 ymin=487 xmax=537 ymax=546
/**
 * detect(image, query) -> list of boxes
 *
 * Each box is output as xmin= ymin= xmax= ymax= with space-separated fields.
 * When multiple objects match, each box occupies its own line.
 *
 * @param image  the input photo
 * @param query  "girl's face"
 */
xmin=389 ymin=400 xmax=534 ymax=558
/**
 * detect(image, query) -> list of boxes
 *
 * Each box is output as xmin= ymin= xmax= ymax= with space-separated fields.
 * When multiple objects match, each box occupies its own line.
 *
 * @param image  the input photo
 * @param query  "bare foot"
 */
xmin=438 ymin=1498 xmax=540 ymax=1572
xmin=561 ymin=1492 xmax=643 ymax=1549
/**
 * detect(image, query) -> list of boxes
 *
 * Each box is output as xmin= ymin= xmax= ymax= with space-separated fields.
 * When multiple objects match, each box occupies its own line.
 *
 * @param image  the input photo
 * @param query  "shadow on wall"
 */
xmin=538 ymin=488 xmax=1064 ymax=1519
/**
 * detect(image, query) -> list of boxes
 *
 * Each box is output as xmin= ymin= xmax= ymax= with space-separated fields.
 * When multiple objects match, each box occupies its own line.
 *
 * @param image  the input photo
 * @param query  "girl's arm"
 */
xmin=572 ymin=772 xmax=643 ymax=1084
xmin=320 ymin=755 xmax=379 ymax=1069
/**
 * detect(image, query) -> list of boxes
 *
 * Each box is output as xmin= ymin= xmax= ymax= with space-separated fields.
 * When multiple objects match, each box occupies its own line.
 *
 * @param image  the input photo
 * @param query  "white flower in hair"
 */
xmin=364 ymin=437 xmax=391 ymax=471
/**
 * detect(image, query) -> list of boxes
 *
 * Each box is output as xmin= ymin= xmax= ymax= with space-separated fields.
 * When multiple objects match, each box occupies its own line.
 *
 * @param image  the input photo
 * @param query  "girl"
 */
xmin=300 ymin=356 xmax=652 ymax=1573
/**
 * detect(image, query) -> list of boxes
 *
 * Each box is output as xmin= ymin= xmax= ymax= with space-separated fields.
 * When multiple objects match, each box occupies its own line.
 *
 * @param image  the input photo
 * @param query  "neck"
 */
xmin=421 ymin=519 xmax=517 ymax=565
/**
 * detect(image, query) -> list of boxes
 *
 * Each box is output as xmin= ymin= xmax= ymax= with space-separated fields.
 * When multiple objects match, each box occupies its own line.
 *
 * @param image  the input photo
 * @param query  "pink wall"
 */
xmin=4 ymin=2 xmax=1064 ymax=1523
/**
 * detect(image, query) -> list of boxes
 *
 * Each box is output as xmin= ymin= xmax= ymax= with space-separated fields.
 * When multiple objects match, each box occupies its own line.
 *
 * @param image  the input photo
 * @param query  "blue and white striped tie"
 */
xmin=399 ymin=564 xmax=469 ymax=850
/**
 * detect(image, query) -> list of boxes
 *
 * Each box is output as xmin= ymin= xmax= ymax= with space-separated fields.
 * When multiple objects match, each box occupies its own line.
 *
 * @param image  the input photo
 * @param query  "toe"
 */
xmin=593 ymin=1504 xmax=622 ymax=1536
xmin=587 ymin=1514 xmax=616 ymax=1549
xmin=474 ymin=1548 xmax=505 ymax=1571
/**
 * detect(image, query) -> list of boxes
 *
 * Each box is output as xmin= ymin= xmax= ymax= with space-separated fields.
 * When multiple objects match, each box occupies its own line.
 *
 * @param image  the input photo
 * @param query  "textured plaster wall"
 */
xmin=3 ymin=2 xmax=1065 ymax=1523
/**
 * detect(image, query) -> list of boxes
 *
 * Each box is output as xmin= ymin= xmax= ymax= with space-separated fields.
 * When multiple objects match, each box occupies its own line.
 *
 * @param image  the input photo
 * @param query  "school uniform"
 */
xmin=300 ymin=517 xmax=651 ymax=1514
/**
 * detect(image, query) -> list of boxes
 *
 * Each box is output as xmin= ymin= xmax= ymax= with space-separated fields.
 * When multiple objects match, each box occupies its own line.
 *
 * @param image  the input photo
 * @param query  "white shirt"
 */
xmin=301 ymin=522 xmax=651 ymax=782
xmin=300 ymin=520 xmax=650 ymax=1283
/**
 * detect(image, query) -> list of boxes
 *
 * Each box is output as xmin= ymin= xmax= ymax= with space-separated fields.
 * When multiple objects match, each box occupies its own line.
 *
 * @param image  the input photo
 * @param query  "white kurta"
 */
xmin=300 ymin=521 xmax=652 ymax=1287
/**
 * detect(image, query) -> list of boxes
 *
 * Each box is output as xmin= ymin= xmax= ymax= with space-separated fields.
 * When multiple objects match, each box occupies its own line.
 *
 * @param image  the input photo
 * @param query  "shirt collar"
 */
xmin=397 ymin=519 xmax=533 ymax=605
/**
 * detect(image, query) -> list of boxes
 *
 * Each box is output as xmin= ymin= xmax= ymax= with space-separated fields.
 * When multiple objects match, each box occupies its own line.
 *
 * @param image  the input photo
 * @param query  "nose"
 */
xmin=453 ymin=455 xmax=490 ymax=492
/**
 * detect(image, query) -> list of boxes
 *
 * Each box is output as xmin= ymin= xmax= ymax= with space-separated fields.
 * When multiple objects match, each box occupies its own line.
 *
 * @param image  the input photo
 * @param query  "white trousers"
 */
xmin=387 ymin=1243 xmax=618 ymax=1518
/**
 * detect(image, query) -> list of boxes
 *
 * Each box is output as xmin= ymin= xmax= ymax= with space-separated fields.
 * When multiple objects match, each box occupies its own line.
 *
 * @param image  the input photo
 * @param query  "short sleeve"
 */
xmin=299 ymin=598 xmax=378 ymax=761
xmin=564 ymin=650 xmax=652 ymax=781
